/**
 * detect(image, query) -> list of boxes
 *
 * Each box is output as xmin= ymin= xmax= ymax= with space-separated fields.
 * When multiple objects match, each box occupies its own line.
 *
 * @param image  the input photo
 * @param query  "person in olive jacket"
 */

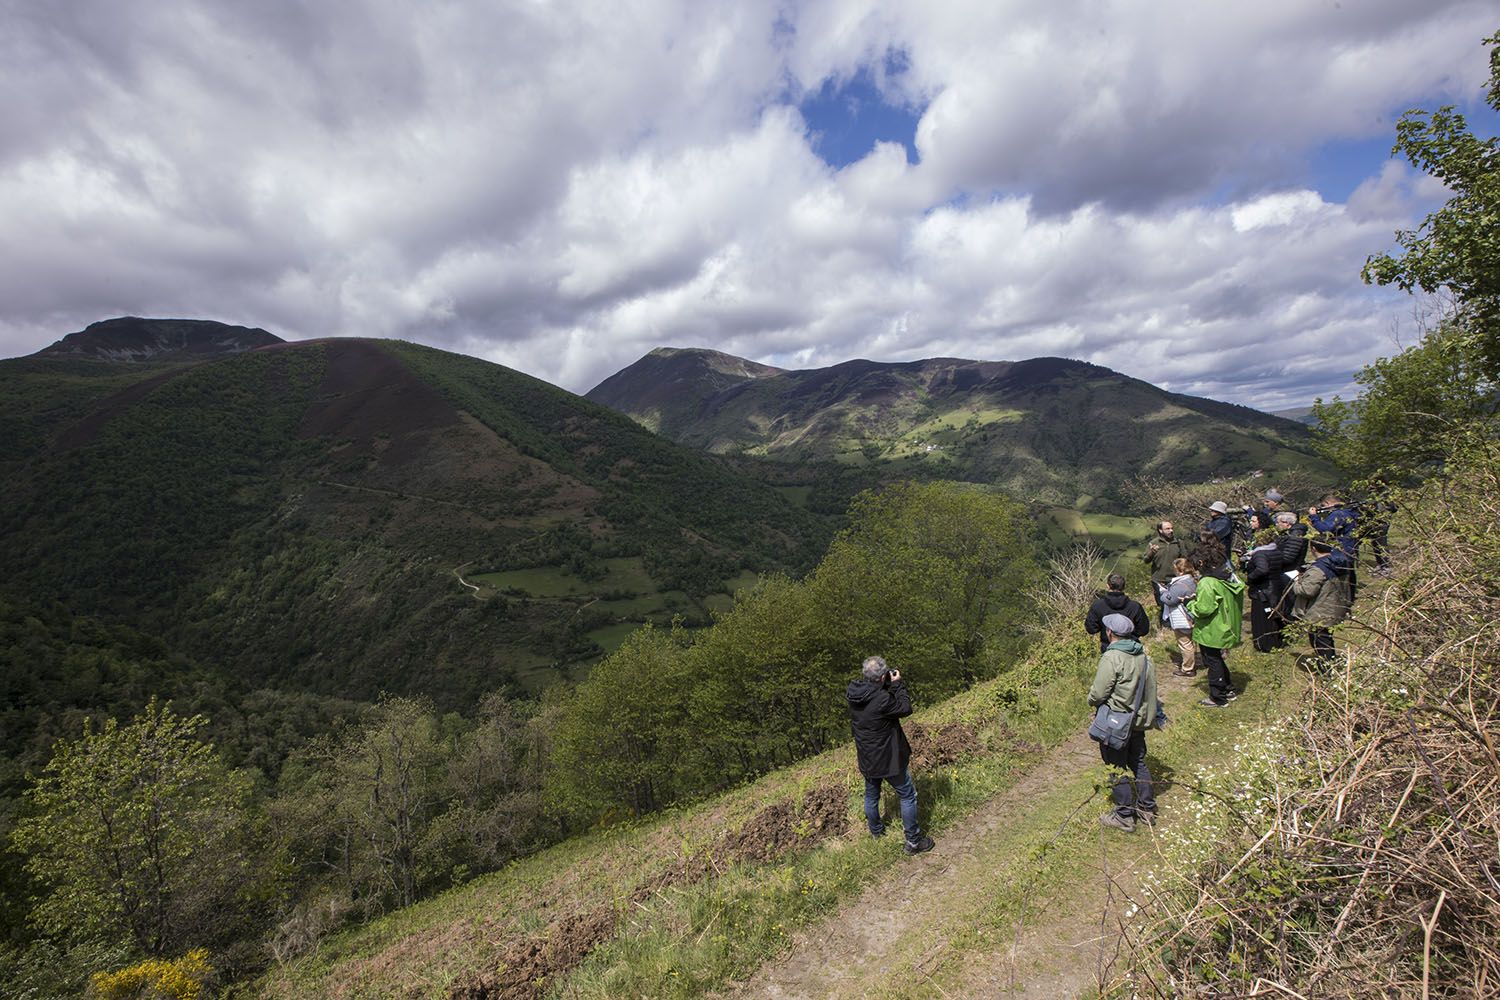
xmin=1140 ymin=520 xmax=1192 ymax=629
xmin=1291 ymin=536 xmax=1355 ymax=662
xmin=1088 ymin=614 xmax=1160 ymax=832
xmin=1188 ymin=547 xmax=1245 ymax=707
xmin=847 ymin=656 xmax=934 ymax=855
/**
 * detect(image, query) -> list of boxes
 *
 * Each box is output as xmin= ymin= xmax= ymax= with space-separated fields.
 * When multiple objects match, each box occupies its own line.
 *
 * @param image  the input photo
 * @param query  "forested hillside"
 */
xmin=0 ymin=334 xmax=828 ymax=707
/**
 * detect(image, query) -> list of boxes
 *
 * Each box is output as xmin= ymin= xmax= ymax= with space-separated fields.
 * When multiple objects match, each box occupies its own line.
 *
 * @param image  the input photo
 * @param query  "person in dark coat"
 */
xmin=1204 ymin=501 xmax=1235 ymax=555
xmin=1084 ymin=574 xmax=1152 ymax=652
xmin=1271 ymin=511 xmax=1307 ymax=620
xmin=847 ymin=656 xmax=934 ymax=855
xmin=1243 ymin=529 xmax=1285 ymax=652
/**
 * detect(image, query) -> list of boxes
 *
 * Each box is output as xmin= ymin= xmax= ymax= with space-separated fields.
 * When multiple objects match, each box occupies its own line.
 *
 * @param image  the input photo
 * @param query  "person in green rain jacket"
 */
xmin=1187 ymin=545 xmax=1245 ymax=708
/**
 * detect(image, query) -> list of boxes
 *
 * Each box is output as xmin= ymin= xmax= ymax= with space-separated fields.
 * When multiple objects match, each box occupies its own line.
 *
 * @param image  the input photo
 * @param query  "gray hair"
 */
xmin=1275 ymin=511 xmax=1297 ymax=527
xmin=862 ymin=655 xmax=888 ymax=680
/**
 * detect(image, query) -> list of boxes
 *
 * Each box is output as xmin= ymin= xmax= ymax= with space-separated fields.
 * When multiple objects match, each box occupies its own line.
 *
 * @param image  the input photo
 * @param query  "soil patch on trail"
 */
xmin=720 ymin=781 xmax=850 ymax=865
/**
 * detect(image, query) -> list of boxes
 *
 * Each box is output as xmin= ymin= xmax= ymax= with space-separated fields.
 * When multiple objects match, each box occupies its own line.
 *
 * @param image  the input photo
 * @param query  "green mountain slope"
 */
xmin=587 ymin=350 xmax=1330 ymax=508
xmin=0 ymin=328 xmax=829 ymax=709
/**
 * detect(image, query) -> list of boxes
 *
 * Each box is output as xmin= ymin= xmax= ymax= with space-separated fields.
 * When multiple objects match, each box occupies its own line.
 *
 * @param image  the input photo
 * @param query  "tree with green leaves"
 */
xmin=275 ymin=698 xmax=454 ymax=911
xmin=546 ymin=625 xmax=692 ymax=819
xmin=10 ymin=700 xmax=260 ymax=956
xmin=807 ymin=480 xmax=1038 ymax=691
xmin=1317 ymin=31 xmax=1500 ymax=484
xmin=1311 ymin=319 xmax=1496 ymax=482
xmin=1362 ymin=31 xmax=1500 ymax=378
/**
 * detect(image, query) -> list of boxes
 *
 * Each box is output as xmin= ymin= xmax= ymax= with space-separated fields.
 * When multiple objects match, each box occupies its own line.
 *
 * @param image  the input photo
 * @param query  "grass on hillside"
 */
xmin=262 ymin=623 xmax=1308 ymax=1000
xmin=1040 ymin=509 xmax=1147 ymax=555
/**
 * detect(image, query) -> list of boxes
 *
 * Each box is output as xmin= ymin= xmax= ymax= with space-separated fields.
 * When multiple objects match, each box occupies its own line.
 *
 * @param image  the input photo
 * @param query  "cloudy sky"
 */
xmin=2 ymin=2 xmax=1496 ymax=410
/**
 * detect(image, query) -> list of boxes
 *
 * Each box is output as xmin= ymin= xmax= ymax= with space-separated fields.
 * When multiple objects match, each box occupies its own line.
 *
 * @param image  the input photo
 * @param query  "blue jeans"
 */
xmin=864 ymin=769 xmax=921 ymax=842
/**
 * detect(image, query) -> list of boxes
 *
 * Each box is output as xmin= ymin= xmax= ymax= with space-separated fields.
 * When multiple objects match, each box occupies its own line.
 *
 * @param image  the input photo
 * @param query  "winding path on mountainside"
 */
xmin=722 ymin=667 xmax=1240 ymax=1000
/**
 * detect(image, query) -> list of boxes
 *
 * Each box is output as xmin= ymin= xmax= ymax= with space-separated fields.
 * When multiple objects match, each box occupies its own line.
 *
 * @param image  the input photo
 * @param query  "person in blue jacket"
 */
xmin=1308 ymin=493 xmax=1360 ymax=558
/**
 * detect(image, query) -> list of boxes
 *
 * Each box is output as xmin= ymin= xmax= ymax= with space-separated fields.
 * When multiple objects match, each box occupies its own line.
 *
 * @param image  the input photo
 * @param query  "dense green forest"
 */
xmin=0 ymin=479 xmax=1040 ymax=997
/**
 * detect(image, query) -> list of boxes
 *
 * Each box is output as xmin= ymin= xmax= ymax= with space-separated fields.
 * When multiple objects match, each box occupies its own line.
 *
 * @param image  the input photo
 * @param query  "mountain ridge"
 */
xmin=0 ymin=330 xmax=830 ymax=708
xmin=33 ymin=316 xmax=284 ymax=361
xmin=586 ymin=347 xmax=1329 ymax=508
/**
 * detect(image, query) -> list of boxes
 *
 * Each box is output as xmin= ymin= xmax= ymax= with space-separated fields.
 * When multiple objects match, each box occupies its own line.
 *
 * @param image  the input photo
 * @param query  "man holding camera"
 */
xmin=847 ymin=656 xmax=935 ymax=855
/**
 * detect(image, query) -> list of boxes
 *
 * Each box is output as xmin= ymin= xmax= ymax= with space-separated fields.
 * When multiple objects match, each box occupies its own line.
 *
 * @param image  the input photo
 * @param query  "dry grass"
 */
xmin=1120 ymin=443 xmax=1500 ymax=997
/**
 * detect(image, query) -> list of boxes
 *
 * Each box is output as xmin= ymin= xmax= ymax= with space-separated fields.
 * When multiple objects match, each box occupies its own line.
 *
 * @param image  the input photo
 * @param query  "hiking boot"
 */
xmin=1172 ymin=667 xmax=1197 ymax=677
xmin=1100 ymin=812 xmax=1136 ymax=832
xmin=1198 ymin=697 xmax=1228 ymax=708
xmin=1134 ymin=808 xmax=1158 ymax=826
xmin=1224 ymin=689 xmax=1240 ymax=701
xmin=903 ymin=835 xmax=935 ymax=855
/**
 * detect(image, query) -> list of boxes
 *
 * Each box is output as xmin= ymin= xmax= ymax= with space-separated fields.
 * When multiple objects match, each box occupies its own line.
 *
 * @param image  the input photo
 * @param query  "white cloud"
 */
xmin=0 ymin=0 xmax=1493 ymax=411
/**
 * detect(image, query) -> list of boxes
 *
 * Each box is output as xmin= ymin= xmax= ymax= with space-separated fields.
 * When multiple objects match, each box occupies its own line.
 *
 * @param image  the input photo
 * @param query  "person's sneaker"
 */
xmin=1199 ymin=697 xmax=1228 ymax=708
xmin=1099 ymin=812 xmax=1136 ymax=832
xmin=903 ymin=835 xmax=935 ymax=855
xmin=869 ymin=827 xmax=886 ymax=838
xmin=1224 ymin=689 xmax=1240 ymax=701
xmin=1172 ymin=667 xmax=1197 ymax=677
xmin=1134 ymin=808 xmax=1158 ymax=826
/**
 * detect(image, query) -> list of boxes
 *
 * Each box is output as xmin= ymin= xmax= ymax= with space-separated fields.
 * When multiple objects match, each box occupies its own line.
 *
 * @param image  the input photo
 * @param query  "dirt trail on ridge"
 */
xmin=723 ymin=681 xmax=1198 ymax=1000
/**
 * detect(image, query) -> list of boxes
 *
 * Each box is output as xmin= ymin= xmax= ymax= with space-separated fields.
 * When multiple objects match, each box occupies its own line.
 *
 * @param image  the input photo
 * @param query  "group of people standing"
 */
xmin=1135 ymin=488 xmax=1368 ymax=703
xmin=850 ymin=486 xmax=1384 ymax=846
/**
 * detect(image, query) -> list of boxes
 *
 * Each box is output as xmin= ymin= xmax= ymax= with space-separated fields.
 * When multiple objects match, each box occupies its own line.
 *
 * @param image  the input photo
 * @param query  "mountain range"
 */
xmin=0 ymin=320 xmax=828 ymax=715
xmin=586 ymin=347 xmax=1329 ymax=509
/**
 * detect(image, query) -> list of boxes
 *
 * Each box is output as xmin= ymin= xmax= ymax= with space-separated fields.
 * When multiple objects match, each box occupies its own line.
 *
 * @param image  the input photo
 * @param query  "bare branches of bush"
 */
xmin=1029 ymin=542 xmax=1105 ymax=636
xmin=1121 ymin=468 xmax=1330 ymax=539
xmin=1122 ymin=441 xmax=1500 ymax=997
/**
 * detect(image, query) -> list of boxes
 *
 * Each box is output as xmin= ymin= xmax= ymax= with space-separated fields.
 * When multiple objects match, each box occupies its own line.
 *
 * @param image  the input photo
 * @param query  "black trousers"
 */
xmin=1310 ymin=627 xmax=1336 ymax=660
xmin=1200 ymin=644 xmax=1234 ymax=703
xmin=1099 ymin=730 xmax=1156 ymax=819
xmin=1249 ymin=599 xmax=1283 ymax=652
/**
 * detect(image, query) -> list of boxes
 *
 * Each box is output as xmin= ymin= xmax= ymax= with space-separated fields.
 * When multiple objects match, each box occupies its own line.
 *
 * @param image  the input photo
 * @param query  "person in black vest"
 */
xmin=847 ymin=656 xmax=934 ymax=855
xmin=1271 ymin=510 xmax=1307 ymax=621
xmin=1084 ymin=574 xmax=1152 ymax=652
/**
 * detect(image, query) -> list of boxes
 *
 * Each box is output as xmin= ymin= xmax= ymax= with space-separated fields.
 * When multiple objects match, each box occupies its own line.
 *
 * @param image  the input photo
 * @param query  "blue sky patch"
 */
xmin=797 ymin=57 xmax=923 ymax=168
xmin=1306 ymin=98 xmax=1500 ymax=202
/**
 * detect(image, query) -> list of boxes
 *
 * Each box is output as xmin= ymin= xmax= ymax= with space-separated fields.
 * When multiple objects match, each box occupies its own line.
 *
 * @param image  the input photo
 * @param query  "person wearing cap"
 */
xmin=1087 ymin=613 xmax=1160 ymax=832
xmin=1290 ymin=536 xmax=1354 ymax=662
xmin=1187 ymin=547 xmax=1245 ymax=707
xmin=1262 ymin=488 xmax=1290 ymax=523
xmin=1204 ymin=500 xmax=1235 ymax=555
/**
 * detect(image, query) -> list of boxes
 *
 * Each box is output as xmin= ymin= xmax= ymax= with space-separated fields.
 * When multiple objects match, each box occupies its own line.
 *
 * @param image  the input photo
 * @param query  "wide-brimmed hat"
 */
xmin=1207 ymin=501 xmax=1229 ymax=514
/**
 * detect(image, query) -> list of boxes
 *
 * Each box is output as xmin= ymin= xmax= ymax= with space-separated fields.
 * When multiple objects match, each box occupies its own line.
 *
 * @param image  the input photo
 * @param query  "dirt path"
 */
xmin=726 ymin=669 xmax=1217 ymax=1000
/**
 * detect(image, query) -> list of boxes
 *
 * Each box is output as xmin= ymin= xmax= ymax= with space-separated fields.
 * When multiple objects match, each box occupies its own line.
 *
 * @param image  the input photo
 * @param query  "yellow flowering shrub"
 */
xmin=89 ymin=949 xmax=211 ymax=1000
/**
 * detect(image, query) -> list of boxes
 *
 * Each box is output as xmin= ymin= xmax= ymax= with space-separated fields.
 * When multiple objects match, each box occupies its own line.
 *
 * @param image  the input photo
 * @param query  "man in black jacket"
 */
xmin=1084 ymin=574 xmax=1153 ymax=652
xmin=847 ymin=656 xmax=934 ymax=855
